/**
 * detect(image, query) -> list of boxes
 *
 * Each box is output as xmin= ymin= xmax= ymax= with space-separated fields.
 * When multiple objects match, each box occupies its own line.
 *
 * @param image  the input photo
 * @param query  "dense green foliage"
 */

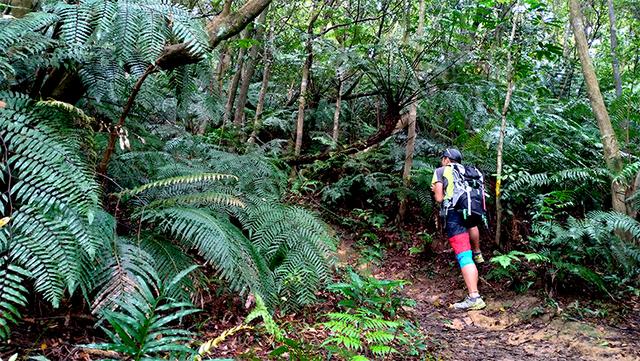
xmin=322 ymin=269 xmax=425 ymax=359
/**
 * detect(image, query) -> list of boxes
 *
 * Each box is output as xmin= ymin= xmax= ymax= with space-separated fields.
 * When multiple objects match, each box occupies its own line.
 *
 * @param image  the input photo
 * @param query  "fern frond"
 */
xmin=613 ymin=162 xmax=640 ymax=187
xmin=234 ymin=202 xmax=336 ymax=308
xmin=56 ymin=3 xmax=93 ymax=46
xmin=123 ymin=173 xmax=238 ymax=196
xmin=86 ymin=266 xmax=200 ymax=360
xmin=138 ymin=236 xmax=201 ymax=301
xmin=587 ymin=211 xmax=640 ymax=241
xmin=143 ymin=207 xmax=276 ymax=304
xmin=8 ymin=209 xmax=68 ymax=307
xmin=147 ymin=191 xmax=245 ymax=208
xmin=0 ymin=12 xmax=59 ymax=51
xmin=0 ymin=254 xmax=30 ymax=340
xmin=196 ymin=324 xmax=254 ymax=360
xmin=91 ymin=238 xmax=158 ymax=313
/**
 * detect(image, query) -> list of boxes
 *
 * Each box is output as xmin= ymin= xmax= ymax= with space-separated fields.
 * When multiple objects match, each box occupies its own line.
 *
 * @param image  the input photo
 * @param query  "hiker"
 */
xmin=431 ymin=148 xmax=486 ymax=310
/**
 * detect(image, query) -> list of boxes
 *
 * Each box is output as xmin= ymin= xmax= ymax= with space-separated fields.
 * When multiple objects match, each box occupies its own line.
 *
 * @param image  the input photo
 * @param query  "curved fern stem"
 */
xmin=97 ymin=63 xmax=157 ymax=179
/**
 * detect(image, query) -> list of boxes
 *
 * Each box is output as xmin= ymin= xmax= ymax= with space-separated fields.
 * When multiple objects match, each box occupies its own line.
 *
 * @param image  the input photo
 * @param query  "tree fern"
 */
xmin=531 ymin=211 xmax=640 ymax=292
xmin=235 ymin=202 xmax=336 ymax=307
xmin=162 ymin=138 xmax=287 ymax=200
xmin=0 ymin=12 xmax=58 ymax=82
xmin=112 ymin=141 xmax=336 ymax=309
xmin=0 ymin=93 xmax=101 ymax=337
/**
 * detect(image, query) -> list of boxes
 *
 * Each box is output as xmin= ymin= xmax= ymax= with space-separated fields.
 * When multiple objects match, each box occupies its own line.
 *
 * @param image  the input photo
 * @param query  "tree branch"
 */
xmin=206 ymin=0 xmax=272 ymax=49
xmin=158 ymin=0 xmax=273 ymax=69
xmin=320 ymin=14 xmax=388 ymax=35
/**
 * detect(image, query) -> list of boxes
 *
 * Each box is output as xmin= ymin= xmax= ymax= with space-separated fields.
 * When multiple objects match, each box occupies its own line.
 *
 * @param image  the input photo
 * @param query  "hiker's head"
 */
xmin=441 ymin=148 xmax=462 ymax=165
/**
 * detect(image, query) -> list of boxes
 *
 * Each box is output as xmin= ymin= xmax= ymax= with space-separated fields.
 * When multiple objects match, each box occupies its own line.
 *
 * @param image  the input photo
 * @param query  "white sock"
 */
xmin=469 ymin=292 xmax=480 ymax=299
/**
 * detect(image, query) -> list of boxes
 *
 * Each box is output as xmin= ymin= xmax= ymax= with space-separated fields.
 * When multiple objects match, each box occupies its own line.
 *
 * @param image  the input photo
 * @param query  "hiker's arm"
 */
xmin=433 ymin=182 xmax=444 ymax=203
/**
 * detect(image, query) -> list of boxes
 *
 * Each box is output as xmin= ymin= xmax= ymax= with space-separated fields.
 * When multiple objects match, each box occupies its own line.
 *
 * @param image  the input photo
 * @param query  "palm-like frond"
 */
xmin=86 ymin=266 xmax=200 ymax=360
xmin=115 ymin=142 xmax=335 ymax=309
xmin=0 ymin=253 xmax=30 ymax=340
xmin=236 ymin=202 xmax=336 ymax=308
xmin=0 ymin=93 xmax=101 ymax=337
xmin=532 ymin=211 xmax=640 ymax=292
xmin=91 ymin=238 xmax=158 ymax=313
xmin=143 ymin=207 xmax=276 ymax=304
xmin=0 ymin=12 xmax=58 ymax=81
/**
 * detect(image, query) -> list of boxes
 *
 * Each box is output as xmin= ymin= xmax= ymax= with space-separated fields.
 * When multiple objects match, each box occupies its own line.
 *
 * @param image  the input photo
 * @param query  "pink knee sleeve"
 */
xmin=448 ymin=232 xmax=471 ymax=255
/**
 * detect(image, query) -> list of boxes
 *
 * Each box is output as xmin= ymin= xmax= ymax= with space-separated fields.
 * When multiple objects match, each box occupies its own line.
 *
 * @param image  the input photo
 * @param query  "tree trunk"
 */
xmin=331 ymin=75 xmax=343 ymax=145
xmin=216 ymin=46 xmax=232 ymax=96
xmin=214 ymin=0 xmax=234 ymax=95
xmin=206 ymin=0 xmax=272 ymax=49
xmin=294 ymin=0 xmax=322 ymax=156
xmin=294 ymin=48 xmax=312 ymax=156
xmin=569 ymin=0 xmax=626 ymax=213
xmin=631 ymin=172 xmax=640 ymax=220
xmin=397 ymin=0 xmax=425 ymax=222
xmin=495 ymin=11 xmax=519 ymax=247
xmin=248 ymin=23 xmax=274 ymax=145
xmin=607 ymin=0 xmax=622 ymax=97
xmin=222 ymin=44 xmax=246 ymax=126
xmin=233 ymin=7 xmax=269 ymax=127
xmin=8 ymin=0 xmax=35 ymax=17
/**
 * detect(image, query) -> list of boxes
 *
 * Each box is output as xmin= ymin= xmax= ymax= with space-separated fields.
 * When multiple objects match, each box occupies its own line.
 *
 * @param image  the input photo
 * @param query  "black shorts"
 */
xmin=445 ymin=210 xmax=481 ymax=238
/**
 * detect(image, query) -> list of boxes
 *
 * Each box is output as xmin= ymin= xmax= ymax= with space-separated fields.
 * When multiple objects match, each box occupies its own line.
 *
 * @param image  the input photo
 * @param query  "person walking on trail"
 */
xmin=431 ymin=148 xmax=486 ymax=310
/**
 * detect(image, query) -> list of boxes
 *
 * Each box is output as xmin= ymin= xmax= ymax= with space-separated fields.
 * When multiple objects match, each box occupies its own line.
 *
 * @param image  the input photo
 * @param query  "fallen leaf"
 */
xmin=444 ymin=318 xmax=465 ymax=330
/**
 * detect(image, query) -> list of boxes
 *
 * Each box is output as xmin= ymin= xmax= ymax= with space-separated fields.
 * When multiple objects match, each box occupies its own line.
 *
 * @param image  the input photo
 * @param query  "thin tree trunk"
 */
xmin=294 ymin=0 xmax=322 ymax=156
xmin=286 ymin=80 xmax=296 ymax=105
xmin=222 ymin=0 xmax=232 ymax=14
xmin=607 ymin=0 xmax=622 ymax=97
xmin=98 ymin=64 xmax=156 ymax=179
xmin=216 ymin=46 xmax=232 ymax=96
xmin=631 ymin=172 xmax=640 ymax=219
xmin=569 ymin=0 xmax=626 ymax=213
xmin=375 ymin=97 xmax=380 ymax=128
xmin=248 ymin=23 xmax=274 ymax=145
xmin=398 ymin=0 xmax=425 ymax=222
xmin=222 ymin=44 xmax=246 ymax=126
xmin=214 ymin=0 xmax=236 ymax=96
xmin=558 ymin=22 xmax=575 ymax=98
xmin=233 ymin=7 xmax=269 ymax=127
xmin=294 ymin=49 xmax=312 ymax=156
xmin=331 ymin=75 xmax=343 ymax=145
xmin=495 ymin=11 xmax=520 ymax=247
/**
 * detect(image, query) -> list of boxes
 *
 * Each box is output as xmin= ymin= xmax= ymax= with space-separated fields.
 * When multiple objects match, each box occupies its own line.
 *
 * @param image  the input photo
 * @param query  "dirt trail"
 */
xmin=339 ymin=241 xmax=640 ymax=361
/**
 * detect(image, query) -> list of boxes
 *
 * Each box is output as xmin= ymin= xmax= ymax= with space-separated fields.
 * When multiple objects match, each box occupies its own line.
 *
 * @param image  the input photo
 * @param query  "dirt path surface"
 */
xmin=338 ymin=238 xmax=640 ymax=361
